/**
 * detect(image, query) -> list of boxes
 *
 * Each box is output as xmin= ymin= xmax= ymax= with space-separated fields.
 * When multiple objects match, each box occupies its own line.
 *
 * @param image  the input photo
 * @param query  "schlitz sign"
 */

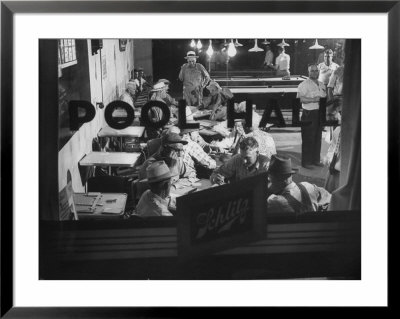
xmin=176 ymin=173 xmax=268 ymax=260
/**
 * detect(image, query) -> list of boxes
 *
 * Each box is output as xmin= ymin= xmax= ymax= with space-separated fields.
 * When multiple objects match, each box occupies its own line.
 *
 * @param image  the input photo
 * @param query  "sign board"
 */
xmin=58 ymin=181 xmax=78 ymax=221
xmin=176 ymin=173 xmax=268 ymax=260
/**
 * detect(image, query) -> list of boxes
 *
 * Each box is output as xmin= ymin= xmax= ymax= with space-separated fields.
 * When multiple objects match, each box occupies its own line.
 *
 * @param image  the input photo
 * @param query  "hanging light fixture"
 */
xmin=309 ymin=39 xmax=324 ymax=49
xmin=206 ymin=39 xmax=214 ymax=57
xmin=277 ymin=39 xmax=290 ymax=47
xmin=248 ymin=39 xmax=264 ymax=52
xmin=227 ymin=39 xmax=237 ymax=57
xmin=262 ymin=39 xmax=270 ymax=45
xmin=196 ymin=39 xmax=203 ymax=50
xmin=234 ymin=39 xmax=243 ymax=47
xmin=190 ymin=39 xmax=196 ymax=48
xmin=223 ymin=39 xmax=229 ymax=47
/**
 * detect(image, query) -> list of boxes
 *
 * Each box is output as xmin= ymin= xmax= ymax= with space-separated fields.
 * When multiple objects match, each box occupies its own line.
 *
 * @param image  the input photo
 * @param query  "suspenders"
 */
xmin=281 ymin=183 xmax=314 ymax=214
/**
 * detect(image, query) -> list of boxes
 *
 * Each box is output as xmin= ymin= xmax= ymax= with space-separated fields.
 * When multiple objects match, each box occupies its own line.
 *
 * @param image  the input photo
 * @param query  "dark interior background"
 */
xmin=152 ymin=38 xmax=345 ymax=97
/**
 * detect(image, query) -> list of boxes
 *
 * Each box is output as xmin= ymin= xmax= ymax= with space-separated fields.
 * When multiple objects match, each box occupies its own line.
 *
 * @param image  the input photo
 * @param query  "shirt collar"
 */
xmin=245 ymin=156 xmax=260 ymax=171
xmin=150 ymin=191 xmax=169 ymax=206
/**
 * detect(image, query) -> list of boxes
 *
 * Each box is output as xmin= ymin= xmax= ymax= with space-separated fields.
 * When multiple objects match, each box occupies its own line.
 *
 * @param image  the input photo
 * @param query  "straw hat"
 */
xmin=144 ymin=161 xmax=172 ymax=184
xmin=184 ymin=51 xmax=199 ymax=59
xmin=151 ymin=82 xmax=167 ymax=92
xmin=157 ymin=79 xmax=170 ymax=85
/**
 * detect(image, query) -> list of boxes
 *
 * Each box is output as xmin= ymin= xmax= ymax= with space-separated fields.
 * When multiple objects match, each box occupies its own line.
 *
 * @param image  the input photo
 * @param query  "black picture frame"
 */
xmin=1 ymin=0 xmax=395 ymax=317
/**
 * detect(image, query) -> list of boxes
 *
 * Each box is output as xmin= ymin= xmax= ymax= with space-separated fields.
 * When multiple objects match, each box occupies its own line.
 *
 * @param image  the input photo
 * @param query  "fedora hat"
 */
xmin=151 ymin=82 xmax=167 ymax=92
xmin=184 ymin=51 xmax=199 ymax=59
xmin=161 ymin=132 xmax=188 ymax=147
xmin=268 ymin=155 xmax=298 ymax=175
xmin=157 ymin=78 xmax=170 ymax=85
xmin=144 ymin=161 xmax=172 ymax=183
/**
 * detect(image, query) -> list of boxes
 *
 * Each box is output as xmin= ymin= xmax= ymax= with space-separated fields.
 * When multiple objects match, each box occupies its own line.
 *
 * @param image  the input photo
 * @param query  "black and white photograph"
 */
xmin=39 ymin=37 xmax=361 ymax=280
xmin=2 ymin=1 xmax=392 ymax=315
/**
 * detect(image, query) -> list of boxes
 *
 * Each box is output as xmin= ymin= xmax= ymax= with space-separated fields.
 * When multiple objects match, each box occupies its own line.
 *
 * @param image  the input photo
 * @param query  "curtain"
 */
xmin=329 ymin=39 xmax=361 ymax=211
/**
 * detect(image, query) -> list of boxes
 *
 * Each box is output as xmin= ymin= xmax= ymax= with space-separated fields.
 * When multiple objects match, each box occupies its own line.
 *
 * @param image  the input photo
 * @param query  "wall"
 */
xmin=57 ymin=39 xmax=135 ymax=219
xmin=133 ymin=39 xmax=153 ymax=80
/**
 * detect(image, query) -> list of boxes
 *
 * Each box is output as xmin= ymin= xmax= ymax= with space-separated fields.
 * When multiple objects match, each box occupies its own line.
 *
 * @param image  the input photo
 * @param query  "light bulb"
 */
xmin=227 ymin=40 xmax=237 ymax=57
xmin=206 ymin=40 xmax=214 ymax=57
xmin=234 ymin=39 xmax=243 ymax=47
xmin=190 ymin=39 xmax=196 ymax=48
xmin=197 ymin=39 xmax=202 ymax=50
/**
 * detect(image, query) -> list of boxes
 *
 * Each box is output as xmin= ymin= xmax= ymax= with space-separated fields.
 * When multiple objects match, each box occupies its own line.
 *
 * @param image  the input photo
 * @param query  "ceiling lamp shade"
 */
xmin=248 ymin=39 xmax=264 ymax=52
xmin=227 ymin=39 xmax=237 ymax=57
xmin=206 ymin=40 xmax=214 ymax=57
xmin=309 ymin=39 xmax=325 ymax=49
xmin=262 ymin=39 xmax=270 ymax=45
xmin=277 ymin=39 xmax=290 ymax=47
xmin=234 ymin=39 xmax=243 ymax=47
xmin=190 ymin=39 xmax=196 ymax=48
xmin=196 ymin=39 xmax=203 ymax=50
xmin=223 ymin=39 xmax=229 ymax=47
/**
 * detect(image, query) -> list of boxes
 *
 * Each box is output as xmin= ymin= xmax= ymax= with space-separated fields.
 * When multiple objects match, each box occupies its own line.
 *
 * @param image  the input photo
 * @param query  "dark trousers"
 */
xmin=301 ymin=109 xmax=322 ymax=165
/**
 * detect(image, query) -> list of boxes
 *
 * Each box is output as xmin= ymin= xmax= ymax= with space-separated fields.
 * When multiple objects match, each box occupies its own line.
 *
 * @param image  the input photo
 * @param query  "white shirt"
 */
xmin=136 ymin=190 xmax=173 ymax=217
xmin=327 ymin=66 xmax=344 ymax=96
xmin=324 ymin=126 xmax=341 ymax=171
xmin=297 ymin=78 xmax=327 ymax=111
xmin=264 ymin=50 xmax=274 ymax=66
xmin=318 ymin=62 xmax=339 ymax=85
xmin=275 ymin=53 xmax=290 ymax=71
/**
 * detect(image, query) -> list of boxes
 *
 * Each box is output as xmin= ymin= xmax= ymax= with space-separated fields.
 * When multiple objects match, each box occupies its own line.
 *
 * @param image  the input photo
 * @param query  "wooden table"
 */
xmin=98 ymin=126 xmax=145 ymax=138
xmin=79 ymin=151 xmax=141 ymax=175
xmin=98 ymin=126 xmax=145 ymax=151
xmin=73 ymin=192 xmax=127 ymax=220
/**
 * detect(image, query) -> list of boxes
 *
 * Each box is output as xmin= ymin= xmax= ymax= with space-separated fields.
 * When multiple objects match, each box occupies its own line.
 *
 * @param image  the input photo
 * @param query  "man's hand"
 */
xmin=211 ymin=173 xmax=225 ymax=185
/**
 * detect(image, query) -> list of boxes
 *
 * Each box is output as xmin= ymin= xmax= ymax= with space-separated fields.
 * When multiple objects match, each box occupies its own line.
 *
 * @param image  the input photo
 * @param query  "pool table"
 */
xmin=214 ymin=75 xmax=307 ymax=127
xmin=214 ymin=75 xmax=307 ymax=88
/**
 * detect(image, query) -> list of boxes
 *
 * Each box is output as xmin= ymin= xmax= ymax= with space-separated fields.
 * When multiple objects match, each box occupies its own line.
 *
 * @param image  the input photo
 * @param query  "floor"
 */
xmin=270 ymin=126 xmax=330 ymax=187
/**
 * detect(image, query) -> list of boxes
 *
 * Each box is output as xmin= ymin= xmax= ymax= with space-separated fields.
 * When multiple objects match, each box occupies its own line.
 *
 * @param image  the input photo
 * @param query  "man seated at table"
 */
xmin=229 ymin=120 xmax=277 ymax=159
xmin=157 ymin=78 xmax=179 ymax=108
xmin=267 ymin=155 xmax=331 ymax=214
xmin=211 ymin=102 xmax=271 ymax=153
xmin=119 ymin=80 xmax=137 ymax=108
xmin=139 ymin=132 xmax=197 ymax=187
xmin=210 ymin=137 xmax=269 ymax=185
xmin=177 ymin=126 xmax=217 ymax=179
xmin=202 ymin=80 xmax=233 ymax=121
xmin=135 ymin=161 xmax=176 ymax=217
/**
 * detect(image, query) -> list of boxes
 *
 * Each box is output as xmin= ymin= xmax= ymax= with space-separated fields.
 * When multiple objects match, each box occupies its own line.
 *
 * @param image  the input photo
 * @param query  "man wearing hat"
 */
xmin=139 ymin=132 xmax=195 ymax=186
xmin=267 ymin=155 xmax=331 ymax=214
xmin=156 ymin=78 xmax=179 ymax=114
xmin=179 ymin=51 xmax=210 ymax=107
xmin=203 ymin=80 xmax=231 ymax=121
xmin=135 ymin=161 xmax=175 ymax=217
xmin=210 ymin=136 xmax=269 ymax=185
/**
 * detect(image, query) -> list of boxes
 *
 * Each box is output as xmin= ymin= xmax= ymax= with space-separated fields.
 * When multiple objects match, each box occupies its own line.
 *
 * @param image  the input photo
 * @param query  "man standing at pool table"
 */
xmin=275 ymin=46 xmax=290 ymax=77
xmin=297 ymin=63 xmax=327 ymax=169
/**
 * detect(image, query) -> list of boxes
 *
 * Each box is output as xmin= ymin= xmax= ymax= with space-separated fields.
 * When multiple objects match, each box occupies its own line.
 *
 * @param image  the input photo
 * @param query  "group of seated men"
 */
xmin=116 ymin=70 xmax=332 ymax=218
xmin=134 ymin=128 xmax=331 ymax=218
